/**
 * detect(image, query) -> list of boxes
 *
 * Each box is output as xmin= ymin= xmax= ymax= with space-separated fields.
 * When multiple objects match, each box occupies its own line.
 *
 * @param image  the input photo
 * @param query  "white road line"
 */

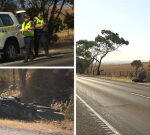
xmin=77 ymin=94 xmax=121 ymax=135
xmin=131 ymin=93 xmax=150 ymax=99
xmin=99 ymin=124 xmax=106 ymax=126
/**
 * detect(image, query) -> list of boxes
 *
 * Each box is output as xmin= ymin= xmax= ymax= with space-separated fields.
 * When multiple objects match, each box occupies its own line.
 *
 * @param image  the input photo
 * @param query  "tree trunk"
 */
xmin=48 ymin=0 xmax=58 ymax=40
xmin=54 ymin=0 xmax=65 ymax=22
xmin=18 ymin=69 xmax=27 ymax=91
xmin=13 ymin=69 xmax=15 ymax=85
xmin=48 ymin=0 xmax=65 ymax=41
xmin=93 ymin=60 xmax=97 ymax=75
xmin=97 ymin=58 xmax=102 ymax=75
xmin=135 ymin=67 xmax=138 ymax=78
xmin=90 ymin=63 xmax=94 ymax=75
xmin=89 ymin=59 xmax=94 ymax=74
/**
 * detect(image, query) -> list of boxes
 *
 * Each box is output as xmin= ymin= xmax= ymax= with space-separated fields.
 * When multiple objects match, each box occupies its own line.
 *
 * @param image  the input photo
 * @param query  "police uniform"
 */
xmin=34 ymin=16 xmax=49 ymax=57
xmin=22 ymin=20 xmax=34 ymax=62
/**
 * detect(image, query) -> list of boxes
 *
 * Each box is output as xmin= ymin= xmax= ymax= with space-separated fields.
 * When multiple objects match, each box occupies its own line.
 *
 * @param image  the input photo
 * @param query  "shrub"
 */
xmin=147 ymin=65 xmax=150 ymax=82
xmin=138 ymin=70 xmax=147 ymax=80
xmin=64 ymin=94 xmax=74 ymax=121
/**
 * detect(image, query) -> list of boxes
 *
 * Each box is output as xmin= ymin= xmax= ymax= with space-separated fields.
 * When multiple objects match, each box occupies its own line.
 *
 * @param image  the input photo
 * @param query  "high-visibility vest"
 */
xmin=22 ymin=21 xmax=34 ymax=37
xmin=34 ymin=17 xmax=44 ymax=29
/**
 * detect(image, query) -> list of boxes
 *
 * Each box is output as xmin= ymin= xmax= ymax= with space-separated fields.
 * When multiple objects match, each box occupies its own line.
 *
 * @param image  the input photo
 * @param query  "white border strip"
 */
xmin=0 ymin=66 xmax=74 ymax=69
xmin=76 ymin=94 xmax=121 ymax=135
xmin=131 ymin=92 xmax=150 ymax=99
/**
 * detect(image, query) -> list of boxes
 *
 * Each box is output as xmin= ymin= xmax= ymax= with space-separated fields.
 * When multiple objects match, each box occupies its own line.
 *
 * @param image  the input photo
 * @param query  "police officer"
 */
xmin=34 ymin=12 xmax=50 ymax=57
xmin=16 ymin=14 xmax=35 ymax=63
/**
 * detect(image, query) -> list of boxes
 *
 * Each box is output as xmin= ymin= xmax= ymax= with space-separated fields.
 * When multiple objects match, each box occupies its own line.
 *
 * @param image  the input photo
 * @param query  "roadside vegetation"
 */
xmin=0 ymin=69 xmax=74 ymax=131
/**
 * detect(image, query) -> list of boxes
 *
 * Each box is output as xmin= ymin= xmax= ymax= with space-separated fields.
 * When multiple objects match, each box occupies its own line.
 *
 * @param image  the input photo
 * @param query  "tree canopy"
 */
xmin=76 ymin=30 xmax=129 ymax=75
xmin=131 ymin=60 xmax=143 ymax=78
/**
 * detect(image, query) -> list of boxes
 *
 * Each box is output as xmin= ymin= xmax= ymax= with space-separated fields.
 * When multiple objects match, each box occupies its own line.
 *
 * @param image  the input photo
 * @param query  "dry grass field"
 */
xmin=95 ymin=62 xmax=150 ymax=85
xmin=56 ymin=29 xmax=74 ymax=42
xmin=99 ymin=62 xmax=149 ymax=77
xmin=101 ymin=62 xmax=149 ymax=73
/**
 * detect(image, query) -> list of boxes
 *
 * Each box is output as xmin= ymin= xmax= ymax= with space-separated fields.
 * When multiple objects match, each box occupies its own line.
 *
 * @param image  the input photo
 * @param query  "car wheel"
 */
xmin=2 ymin=41 xmax=18 ymax=61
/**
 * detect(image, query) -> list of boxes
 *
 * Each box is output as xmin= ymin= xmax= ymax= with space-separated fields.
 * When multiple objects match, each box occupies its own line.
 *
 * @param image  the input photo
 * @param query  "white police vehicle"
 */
xmin=0 ymin=10 xmax=25 ymax=61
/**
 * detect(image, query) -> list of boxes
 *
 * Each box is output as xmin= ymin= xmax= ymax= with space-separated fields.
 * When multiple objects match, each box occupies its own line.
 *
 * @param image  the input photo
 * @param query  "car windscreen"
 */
xmin=0 ymin=14 xmax=14 ymax=26
xmin=16 ymin=13 xmax=25 ymax=24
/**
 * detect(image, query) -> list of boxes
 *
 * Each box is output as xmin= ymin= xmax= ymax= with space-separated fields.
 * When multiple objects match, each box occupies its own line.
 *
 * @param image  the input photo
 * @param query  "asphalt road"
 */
xmin=0 ymin=126 xmax=72 ymax=135
xmin=76 ymin=75 xmax=150 ymax=135
xmin=0 ymin=52 xmax=73 ymax=66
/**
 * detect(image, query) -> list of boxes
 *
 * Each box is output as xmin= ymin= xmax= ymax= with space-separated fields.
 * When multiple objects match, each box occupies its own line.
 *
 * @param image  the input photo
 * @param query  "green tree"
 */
xmin=76 ymin=30 xmax=129 ymax=75
xmin=131 ymin=60 xmax=143 ymax=78
xmin=76 ymin=57 xmax=90 ymax=74
xmin=47 ymin=0 xmax=73 ymax=41
xmin=95 ymin=30 xmax=129 ymax=75
xmin=64 ymin=12 xmax=74 ymax=30
xmin=76 ymin=40 xmax=96 ymax=73
xmin=147 ymin=64 xmax=150 ymax=82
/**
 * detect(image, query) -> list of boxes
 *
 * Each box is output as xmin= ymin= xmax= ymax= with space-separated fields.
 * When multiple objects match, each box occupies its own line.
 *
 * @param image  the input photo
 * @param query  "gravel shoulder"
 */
xmin=0 ymin=119 xmax=73 ymax=135
xmin=0 ymin=126 xmax=61 ymax=135
xmin=77 ymin=99 xmax=108 ymax=135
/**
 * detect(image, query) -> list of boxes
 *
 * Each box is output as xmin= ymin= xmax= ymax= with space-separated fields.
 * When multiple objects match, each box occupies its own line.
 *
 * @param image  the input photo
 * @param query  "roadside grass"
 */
xmin=0 ymin=41 xmax=73 ymax=61
xmin=95 ymin=76 xmax=150 ymax=86
xmin=17 ymin=41 xmax=73 ymax=59
xmin=1 ymin=89 xmax=21 ymax=97
xmin=56 ymin=29 xmax=74 ymax=42
xmin=98 ymin=76 xmax=132 ymax=83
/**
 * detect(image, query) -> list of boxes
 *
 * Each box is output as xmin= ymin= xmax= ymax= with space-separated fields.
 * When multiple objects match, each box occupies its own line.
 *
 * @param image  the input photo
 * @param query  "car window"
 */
xmin=0 ymin=14 xmax=14 ymax=26
xmin=16 ymin=13 xmax=25 ymax=24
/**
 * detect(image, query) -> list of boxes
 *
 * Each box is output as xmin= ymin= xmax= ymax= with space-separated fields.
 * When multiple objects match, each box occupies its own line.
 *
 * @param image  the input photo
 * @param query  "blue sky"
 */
xmin=75 ymin=0 xmax=150 ymax=62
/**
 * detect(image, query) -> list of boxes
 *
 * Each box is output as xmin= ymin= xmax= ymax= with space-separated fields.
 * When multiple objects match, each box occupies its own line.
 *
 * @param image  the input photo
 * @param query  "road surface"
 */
xmin=77 ymin=75 xmax=150 ymax=135
xmin=0 ymin=52 xmax=73 ymax=66
xmin=0 ymin=125 xmax=72 ymax=135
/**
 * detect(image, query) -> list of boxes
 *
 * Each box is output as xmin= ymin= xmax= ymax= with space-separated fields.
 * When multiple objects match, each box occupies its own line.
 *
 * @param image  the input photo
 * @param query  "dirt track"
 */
xmin=0 ymin=126 xmax=73 ymax=135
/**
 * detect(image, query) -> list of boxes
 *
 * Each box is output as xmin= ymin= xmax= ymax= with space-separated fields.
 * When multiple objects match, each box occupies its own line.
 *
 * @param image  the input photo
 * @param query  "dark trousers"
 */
xmin=24 ymin=37 xmax=33 ymax=58
xmin=34 ymin=30 xmax=49 ymax=55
